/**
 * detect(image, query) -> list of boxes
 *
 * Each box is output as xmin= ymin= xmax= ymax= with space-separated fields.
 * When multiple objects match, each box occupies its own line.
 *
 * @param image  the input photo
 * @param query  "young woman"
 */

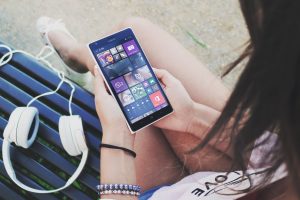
xmin=36 ymin=1 xmax=300 ymax=199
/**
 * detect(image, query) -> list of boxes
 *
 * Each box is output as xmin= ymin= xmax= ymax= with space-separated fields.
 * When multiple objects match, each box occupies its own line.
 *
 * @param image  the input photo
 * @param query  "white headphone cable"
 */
xmin=0 ymin=44 xmax=75 ymax=115
xmin=0 ymin=44 xmax=88 ymax=194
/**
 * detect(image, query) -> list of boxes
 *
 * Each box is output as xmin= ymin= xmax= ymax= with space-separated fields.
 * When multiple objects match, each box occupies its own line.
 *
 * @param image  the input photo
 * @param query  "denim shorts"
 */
xmin=139 ymin=185 xmax=165 ymax=200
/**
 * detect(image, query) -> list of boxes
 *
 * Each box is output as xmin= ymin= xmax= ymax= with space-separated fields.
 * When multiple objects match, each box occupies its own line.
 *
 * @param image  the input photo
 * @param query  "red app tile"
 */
xmin=149 ymin=91 xmax=166 ymax=107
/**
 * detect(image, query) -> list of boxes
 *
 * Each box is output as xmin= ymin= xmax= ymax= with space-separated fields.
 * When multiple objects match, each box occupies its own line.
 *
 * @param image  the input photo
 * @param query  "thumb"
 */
xmin=153 ymin=68 xmax=179 ymax=87
xmin=93 ymin=66 xmax=110 ymax=98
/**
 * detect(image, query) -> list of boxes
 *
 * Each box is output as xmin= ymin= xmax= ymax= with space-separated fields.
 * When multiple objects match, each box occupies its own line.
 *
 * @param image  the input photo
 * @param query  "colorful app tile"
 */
xmin=125 ymin=96 xmax=154 ymax=122
xmin=118 ymin=89 xmax=135 ymax=106
xmin=130 ymin=83 xmax=147 ymax=100
xmin=111 ymin=76 xmax=128 ymax=93
xmin=124 ymin=66 xmax=153 ymax=87
xmin=119 ymin=51 xmax=128 ymax=59
xmin=124 ymin=106 xmax=135 ymax=120
xmin=96 ymin=50 xmax=114 ymax=67
xmin=149 ymin=91 xmax=166 ymax=107
xmin=129 ymin=52 xmax=146 ymax=69
xmin=116 ymin=45 xmax=124 ymax=52
xmin=143 ymin=81 xmax=149 ymax=88
xmin=103 ymin=58 xmax=133 ymax=80
xmin=113 ymin=53 xmax=121 ymax=62
xmin=151 ymin=84 xmax=159 ymax=92
xmin=123 ymin=40 xmax=140 ymax=56
xmin=146 ymin=87 xmax=153 ymax=94
xmin=110 ymin=47 xmax=118 ymax=55
xmin=148 ymin=77 xmax=156 ymax=85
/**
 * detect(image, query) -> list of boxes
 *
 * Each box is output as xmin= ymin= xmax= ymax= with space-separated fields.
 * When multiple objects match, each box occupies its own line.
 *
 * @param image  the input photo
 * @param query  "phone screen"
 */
xmin=89 ymin=28 xmax=173 ymax=132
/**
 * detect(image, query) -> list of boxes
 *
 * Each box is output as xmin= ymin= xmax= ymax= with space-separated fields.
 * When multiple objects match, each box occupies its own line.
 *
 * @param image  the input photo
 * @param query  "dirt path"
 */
xmin=0 ymin=0 xmax=248 ymax=88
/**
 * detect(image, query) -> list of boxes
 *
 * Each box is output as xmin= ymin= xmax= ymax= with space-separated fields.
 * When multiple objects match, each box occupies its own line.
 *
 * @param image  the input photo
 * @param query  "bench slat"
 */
xmin=0 ymin=182 xmax=26 ymax=200
xmin=0 ymin=140 xmax=94 ymax=200
xmin=0 ymin=116 xmax=98 ymax=189
xmin=0 ymin=43 xmax=96 ymax=115
xmin=0 ymin=63 xmax=101 ymax=131
xmin=0 ymin=161 xmax=59 ymax=200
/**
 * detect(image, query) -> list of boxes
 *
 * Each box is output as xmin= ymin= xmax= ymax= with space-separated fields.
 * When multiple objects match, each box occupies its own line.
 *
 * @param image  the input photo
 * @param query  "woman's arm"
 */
xmin=187 ymin=102 xmax=233 ymax=157
xmin=93 ymin=67 xmax=138 ymax=200
xmin=152 ymin=68 xmax=233 ymax=158
xmin=100 ymin=127 xmax=138 ymax=200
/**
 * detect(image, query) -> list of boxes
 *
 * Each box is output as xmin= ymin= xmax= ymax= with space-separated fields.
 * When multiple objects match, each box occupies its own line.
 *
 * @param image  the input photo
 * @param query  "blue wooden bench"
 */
xmin=0 ymin=41 xmax=101 ymax=200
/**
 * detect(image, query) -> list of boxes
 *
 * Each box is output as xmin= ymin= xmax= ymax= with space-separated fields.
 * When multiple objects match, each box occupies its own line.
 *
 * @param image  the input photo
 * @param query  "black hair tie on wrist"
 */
xmin=100 ymin=143 xmax=137 ymax=158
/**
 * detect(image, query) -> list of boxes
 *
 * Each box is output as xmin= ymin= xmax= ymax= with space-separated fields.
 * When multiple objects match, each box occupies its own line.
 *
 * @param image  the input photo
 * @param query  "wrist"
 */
xmin=187 ymin=102 xmax=219 ymax=135
xmin=102 ymin=126 xmax=135 ymax=150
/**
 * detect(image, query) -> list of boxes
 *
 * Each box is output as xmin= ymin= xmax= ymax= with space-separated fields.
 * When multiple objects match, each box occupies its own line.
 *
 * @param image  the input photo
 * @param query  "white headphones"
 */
xmin=0 ymin=44 xmax=89 ymax=193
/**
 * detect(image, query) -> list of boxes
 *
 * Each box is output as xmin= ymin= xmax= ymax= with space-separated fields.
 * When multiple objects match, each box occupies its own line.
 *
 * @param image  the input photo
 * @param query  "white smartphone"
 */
xmin=88 ymin=28 xmax=173 ymax=133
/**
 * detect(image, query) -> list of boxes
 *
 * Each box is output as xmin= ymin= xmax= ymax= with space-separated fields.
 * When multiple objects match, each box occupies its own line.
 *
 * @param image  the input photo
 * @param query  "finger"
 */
xmin=93 ymin=66 xmax=110 ymax=98
xmin=153 ymin=68 xmax=178 ymax=86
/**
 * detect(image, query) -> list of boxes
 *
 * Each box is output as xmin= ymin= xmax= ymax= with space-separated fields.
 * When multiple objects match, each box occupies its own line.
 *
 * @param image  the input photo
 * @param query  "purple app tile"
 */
xmin=111 ymin=76 xmax=128 ymax=93
xmin=123 ymin=40 xmax=140 ymax=56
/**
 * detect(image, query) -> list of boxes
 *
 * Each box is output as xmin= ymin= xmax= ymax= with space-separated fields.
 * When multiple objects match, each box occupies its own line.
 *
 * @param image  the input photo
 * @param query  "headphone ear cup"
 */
xmin=3 ymin=108 xmax=23 ymax=141
xmin=70 ymin=116 xmax=88 ymax=154
xmin=4 ymin=107 xmax=39 ymax=149
xmin=59 ymin=116 xmax=87 ymax=156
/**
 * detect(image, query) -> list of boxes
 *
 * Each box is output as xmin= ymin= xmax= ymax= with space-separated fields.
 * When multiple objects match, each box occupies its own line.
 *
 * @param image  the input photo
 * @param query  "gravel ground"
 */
xmin=0 ymin=0 xmax=248 ymax=89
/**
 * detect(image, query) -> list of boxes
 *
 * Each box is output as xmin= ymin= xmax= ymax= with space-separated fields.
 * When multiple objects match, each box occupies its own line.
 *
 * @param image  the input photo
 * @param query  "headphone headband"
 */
xmin=2 ymin=107 xmax=89 ymax=194
xmin=2 ymin=139 xmax=88 ymax=193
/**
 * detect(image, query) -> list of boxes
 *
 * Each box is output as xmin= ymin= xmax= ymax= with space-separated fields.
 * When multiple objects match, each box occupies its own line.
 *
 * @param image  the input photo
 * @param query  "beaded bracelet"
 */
xmin=97 ymin=184 xmax=141 ymax=196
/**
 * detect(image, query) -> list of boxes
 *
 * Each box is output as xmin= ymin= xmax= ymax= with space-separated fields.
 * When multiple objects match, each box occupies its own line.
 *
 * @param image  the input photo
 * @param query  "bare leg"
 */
xmin=47 ymin=31 xmax=93 ymax=73
xmin=47 ymin=17 xmax=231 ymax=189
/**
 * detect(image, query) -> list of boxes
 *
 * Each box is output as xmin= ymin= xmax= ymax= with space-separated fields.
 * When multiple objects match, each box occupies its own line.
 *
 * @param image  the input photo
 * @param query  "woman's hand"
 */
xmin=93 ymin=67 xmax=134 ymax=150
xmin=153 ymin=68 xmax=196 ymax=133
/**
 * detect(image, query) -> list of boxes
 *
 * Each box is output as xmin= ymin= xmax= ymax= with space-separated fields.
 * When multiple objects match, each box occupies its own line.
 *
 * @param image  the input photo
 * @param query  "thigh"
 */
xmin=134 ymin=126 xmax=187 ymax=191
xmin=162 ymin=130 xmax=233 ymax=173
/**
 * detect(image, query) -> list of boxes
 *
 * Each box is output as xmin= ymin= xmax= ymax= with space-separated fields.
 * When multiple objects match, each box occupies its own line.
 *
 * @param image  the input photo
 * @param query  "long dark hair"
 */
xmin=195 ymin=0 xmax=300 ymax=196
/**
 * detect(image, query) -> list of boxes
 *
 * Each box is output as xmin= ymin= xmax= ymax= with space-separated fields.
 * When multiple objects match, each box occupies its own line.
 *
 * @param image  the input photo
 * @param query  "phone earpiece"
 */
xmin=59 ymin=115 xmax=87 ymax=156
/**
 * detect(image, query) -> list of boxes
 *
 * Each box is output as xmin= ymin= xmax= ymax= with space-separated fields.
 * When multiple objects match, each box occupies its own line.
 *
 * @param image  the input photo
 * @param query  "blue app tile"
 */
xmin=151 ymin=84 xmax=159 ymax=92
xmin=129 ymin=52 xmax=146 ymax=69
xmin=124 ymin=96 xmax=154 ymax=122
xmin=103 ymin=58 xmax=133 ymax=80
xmin=146 ymin=87 xmax=153 ymax=94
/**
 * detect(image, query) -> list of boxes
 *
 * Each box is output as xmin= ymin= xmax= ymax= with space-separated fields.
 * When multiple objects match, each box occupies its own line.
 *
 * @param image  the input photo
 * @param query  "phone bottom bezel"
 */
xmin=129 ymin=106 xmax=173 ymax=133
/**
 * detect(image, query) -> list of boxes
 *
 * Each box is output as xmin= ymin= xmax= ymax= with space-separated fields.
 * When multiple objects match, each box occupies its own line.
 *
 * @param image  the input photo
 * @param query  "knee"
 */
xmin=63 ymin=48 xmax=77 ymax=63
xmin=119 ymin=17 xmax=152 ymax=31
